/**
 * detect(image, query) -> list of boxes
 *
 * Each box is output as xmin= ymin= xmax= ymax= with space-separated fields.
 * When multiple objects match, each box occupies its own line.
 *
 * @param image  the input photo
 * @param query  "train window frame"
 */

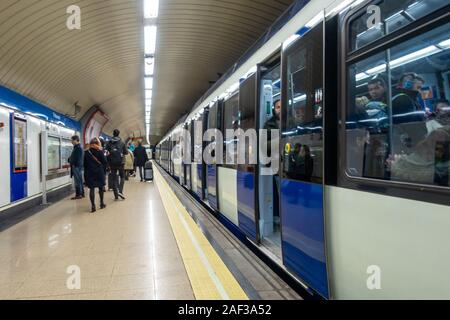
xmin=347 ymin=0 xmax=450 ymax=54
xmin=280 ymin=22 xmax=325 ymax=183
xmin=12 ymin=117 xmax=28 ymax=173
xmin=339 ymin=1 xmax=450 ymax=204
xmin=47 ymin=135 xmax=62 ymax=172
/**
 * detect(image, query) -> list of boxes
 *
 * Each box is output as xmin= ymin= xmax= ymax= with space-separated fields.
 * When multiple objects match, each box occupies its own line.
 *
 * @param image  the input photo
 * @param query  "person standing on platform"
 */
xmin=106 ymin=129 xmax=128 ymax=200
xmin=133 ymin=141 xmax=149 ymax=182
xmin=69 ymin=135 xmax=85 ymax=200
xmin=84 ymin=138 xmax=108 ymax=213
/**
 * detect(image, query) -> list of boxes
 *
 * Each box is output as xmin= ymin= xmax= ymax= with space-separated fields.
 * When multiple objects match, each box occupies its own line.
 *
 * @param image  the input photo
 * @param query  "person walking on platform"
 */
xmin=106 ymin=129 xmax=128 ymax=200
xmin=124 ymin=150 xmax=135 ymax=180
xmin=133 ymin=141 xmax=149 ymax=182
xmin=84 ymin=138 xmax=108 ymax=213
xmin=69 ymin=135 xmax=85 ymax=200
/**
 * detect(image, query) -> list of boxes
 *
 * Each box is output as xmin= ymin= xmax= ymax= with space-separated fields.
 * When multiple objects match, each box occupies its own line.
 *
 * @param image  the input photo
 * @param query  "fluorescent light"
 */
xmin=145 ymin=89 xmax=152 ymax=99
xmin=145 ymin=77 xmax=153 ymax=90
xmin=144 ymin=0 xmax=159 ymax=19
xmin=356 ymin=72 xmax=369 ymax=81
xmin=366 ymin=63 xmax=386 ymax=75
xmin=356 ymin=43 xmax=446 ymax=82
xmin=144 ymin=25 xmax=157 ymax=55
xmin=439 ymin=38 xmax=450 ymax=49
xmin=145 ymin=57 xmax=155 ymax=76
xmin=294 ymin=94 xmax=307 ymax=103
xmin=390 ymin=45 xmax=440 ymax=68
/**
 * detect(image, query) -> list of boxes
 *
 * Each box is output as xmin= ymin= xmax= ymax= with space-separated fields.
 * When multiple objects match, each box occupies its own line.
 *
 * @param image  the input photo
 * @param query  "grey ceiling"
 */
xmin=0 ymin=0 xmax=294 ymax=143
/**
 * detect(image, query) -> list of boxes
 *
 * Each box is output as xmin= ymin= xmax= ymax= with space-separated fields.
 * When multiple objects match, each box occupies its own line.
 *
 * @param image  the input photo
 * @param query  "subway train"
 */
xmin=155 ymin=0 xmax=450 ymax=299
xmin=0 ymin=86 xmax=80 ymax=213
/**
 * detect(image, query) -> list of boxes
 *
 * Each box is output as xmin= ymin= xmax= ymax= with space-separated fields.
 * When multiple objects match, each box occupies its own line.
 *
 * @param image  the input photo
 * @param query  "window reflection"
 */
xmin=347 ymin=21 xmax=450 ymax=187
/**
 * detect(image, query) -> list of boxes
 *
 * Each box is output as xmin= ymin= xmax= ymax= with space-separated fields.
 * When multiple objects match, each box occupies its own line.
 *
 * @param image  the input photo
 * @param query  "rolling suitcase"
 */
xmin=144 ymin=161 xmax=153 ymax=181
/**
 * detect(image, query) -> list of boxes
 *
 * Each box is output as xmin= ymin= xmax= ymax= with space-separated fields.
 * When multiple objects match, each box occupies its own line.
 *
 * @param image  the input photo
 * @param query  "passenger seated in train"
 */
xmin=388 ymin=126 xmax=450 ymax=186
xmin=392 ymin=72 xmax=427 ymax=116
xmin=365 ymin=78 xmax=389 ymax=121
xmin=426 ymin=99 xmax=450 ymax=133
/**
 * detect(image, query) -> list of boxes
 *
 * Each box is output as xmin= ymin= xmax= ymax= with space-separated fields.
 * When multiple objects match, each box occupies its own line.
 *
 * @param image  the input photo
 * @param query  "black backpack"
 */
xmin=108 ymin=142 xmax=123 ymax=167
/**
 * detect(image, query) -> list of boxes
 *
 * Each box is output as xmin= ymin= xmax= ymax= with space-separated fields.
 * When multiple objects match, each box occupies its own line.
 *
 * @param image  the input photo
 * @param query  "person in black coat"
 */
xmin=133 ymin=142 xmax=149 ymax=182
xmin=84 ymin=138 xmax=108 ymax=213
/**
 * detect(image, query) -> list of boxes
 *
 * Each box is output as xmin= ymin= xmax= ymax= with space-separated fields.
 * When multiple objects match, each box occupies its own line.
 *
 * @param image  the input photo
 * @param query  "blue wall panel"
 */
xmin=280 ymin=179 xmax=328 ymax=298
xmin=237 ymin=170 xmax=257 ymax=241
xmin=0 ymin=85 xmax=80 ymax=131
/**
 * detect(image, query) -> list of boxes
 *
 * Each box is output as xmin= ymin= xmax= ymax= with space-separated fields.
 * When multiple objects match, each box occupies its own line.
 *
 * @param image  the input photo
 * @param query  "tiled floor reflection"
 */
xmin=0 ymin=176 xmax=194 ymax=300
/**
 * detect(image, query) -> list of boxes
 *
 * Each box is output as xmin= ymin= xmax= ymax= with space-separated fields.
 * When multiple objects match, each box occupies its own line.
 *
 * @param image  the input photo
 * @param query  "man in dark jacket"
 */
xmin=106 ymin=129 xmax=128 ymax=200
xmin=133 ymin=141 xmax=149 ymax=182
xmin=263 ymin=99 xmax=281 ymax=147
xmin=392 ymin=73 xmax=426 ymax=116
xmin=69 ymin=135 xmax=84 ymax=199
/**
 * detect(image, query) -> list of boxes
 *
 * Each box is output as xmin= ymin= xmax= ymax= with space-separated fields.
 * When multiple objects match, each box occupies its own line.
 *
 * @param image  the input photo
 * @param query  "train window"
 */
xmin=208 ymin=104 xmax=217 ymax=130
xmin=223 ymin=93 xmax=239 ymax=166
xmin=194 ymin=113 xmax=203 ymax=163
xmin=346 ymin=20 xmax=450 ymax=187
xmin=61 ymin=139 xmax=72 ymax=169
xmin=13 ymin=117 xmax=27 ymax=172
xmin=48 ymin=136 xmax=61 ymax=171
xmin=350 ymin=0 xmax=448 ymax=52
xmin=282 ymin=24 xmax=323 ymax=182
xmin=239 ymin=74 xmax=257 ymax=170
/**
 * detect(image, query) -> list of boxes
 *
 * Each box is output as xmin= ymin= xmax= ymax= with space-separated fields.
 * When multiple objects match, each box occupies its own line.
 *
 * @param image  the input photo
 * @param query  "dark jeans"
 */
xmin=72 ymin=167 xmax=84 ymax=196
xmin=138 ymin=166 xmax=144 ymax=181
xmin=110 ymin=166 xmax=125 ymax=199
xmin=89 ymin=187 xmax=104 ymax=208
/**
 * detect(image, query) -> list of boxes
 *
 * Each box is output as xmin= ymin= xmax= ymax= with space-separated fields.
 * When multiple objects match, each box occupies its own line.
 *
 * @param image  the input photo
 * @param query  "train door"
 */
xmin=280 ymin=23 xmax=328 ymax=298
xmin=181 ymin=123 xmax=190 ymax=188
xmin=206 ymin=102 xmax=220 ymax=211
xmin=10 ymin=113 xmax=28 ymax=202
xmin=258 ymin=56 xmax=282 ymax=258
xmin=237 ymin=73 xmax=259 ymax=242
xmin=196 ymin=109 xmax=208 ymax=200
xmin=185 ymin=122 xmax=192 ymax=190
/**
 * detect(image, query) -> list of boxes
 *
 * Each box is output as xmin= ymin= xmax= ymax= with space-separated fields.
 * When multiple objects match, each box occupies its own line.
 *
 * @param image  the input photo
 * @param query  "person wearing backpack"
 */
xmin=106 ymin=129 xmax=128 ymax=200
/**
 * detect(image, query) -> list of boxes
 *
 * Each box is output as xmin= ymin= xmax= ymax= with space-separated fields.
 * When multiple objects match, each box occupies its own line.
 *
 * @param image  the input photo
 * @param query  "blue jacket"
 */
xmin=69 ymin=143 xmax=83 ymax=168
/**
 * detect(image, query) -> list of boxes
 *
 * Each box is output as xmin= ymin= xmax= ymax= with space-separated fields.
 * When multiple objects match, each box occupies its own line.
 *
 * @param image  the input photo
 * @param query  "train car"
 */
xmin=0 ymin=86 xmax=80 ymax=215
xmin=156 ymin=0 xmax=450 ymax=299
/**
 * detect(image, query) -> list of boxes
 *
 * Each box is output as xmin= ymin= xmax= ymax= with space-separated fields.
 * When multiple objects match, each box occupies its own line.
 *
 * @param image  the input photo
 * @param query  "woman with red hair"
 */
xmin=84 ymin=137 xmax=108 ymax=213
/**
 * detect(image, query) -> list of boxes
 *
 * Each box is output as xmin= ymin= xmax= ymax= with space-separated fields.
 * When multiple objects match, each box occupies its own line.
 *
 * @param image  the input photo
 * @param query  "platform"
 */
xmin=0 ymin=164 xmax=300 ymax=300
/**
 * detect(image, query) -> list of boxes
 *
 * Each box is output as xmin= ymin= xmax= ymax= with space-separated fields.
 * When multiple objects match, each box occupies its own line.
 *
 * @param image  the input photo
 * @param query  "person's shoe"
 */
xmin=100 ymin=204 xmax=107 ymax=210
xmin=71 ymin=195 xmax=82 ymax=200
xmin=91 ymin=206 xmax=96 ymax=213
xmin=118 ymin=192 xmax=126 ymax=200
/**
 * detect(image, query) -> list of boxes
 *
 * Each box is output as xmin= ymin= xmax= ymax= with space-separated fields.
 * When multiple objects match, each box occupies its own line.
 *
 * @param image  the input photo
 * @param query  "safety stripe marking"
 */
xmin=154 ymin=165 xmax=248 ymax=300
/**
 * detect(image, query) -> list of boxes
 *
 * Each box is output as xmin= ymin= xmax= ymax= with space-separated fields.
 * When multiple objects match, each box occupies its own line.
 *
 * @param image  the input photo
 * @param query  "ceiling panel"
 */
xmin=0 ymin=0 xmax=294 ymax=143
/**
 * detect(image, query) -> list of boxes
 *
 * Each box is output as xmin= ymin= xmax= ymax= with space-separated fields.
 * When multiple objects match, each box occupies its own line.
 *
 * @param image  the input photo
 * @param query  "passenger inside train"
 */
xmin=347 ymin=16 xmax=450 ymax=187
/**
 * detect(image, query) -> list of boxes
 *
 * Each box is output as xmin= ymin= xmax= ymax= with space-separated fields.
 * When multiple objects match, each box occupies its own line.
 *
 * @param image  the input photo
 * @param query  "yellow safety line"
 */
xmin=154 ymin=164 xmax=248 ymax=300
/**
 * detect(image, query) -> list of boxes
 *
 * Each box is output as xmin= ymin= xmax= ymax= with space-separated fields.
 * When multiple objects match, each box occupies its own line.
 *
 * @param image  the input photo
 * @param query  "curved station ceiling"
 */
xmin=0 ymin=0 xmax=294 ymax=143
